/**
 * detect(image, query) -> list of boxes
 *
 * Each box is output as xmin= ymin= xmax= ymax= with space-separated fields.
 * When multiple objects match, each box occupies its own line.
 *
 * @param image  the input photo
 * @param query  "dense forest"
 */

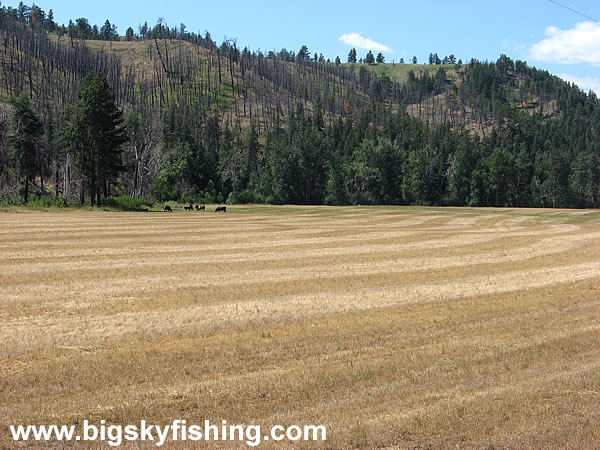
xmin=1 ymin=2 xmax=599 ymax=208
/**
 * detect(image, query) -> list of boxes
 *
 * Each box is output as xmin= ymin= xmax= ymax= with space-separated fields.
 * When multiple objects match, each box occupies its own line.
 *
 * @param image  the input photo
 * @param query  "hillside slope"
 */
xmin=1 ymin=10 xmax=599 ymax=208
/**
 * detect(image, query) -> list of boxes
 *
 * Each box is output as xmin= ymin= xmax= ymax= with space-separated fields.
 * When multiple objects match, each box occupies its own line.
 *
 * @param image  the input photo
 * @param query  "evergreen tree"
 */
xmin=16 ymin=1 xmax=30 ymax=23
xmin=376 ymin=52 xmax=385 ymax=63
xmin=139 ymin=21 xmax=149 ymax=38
xmin=75 ymin=17 xmax=92 ymax=39
xmin=297 ymin=45 xmax=310 ymax=62
xmin=29 ymin=3 xmax=44 ymax=27
xmin=9 ymin=93 xmax=43 ymax=203
xmin=63 ymin=73 xmax=127 ymax=206
xmin=46 ymin=9 xmax=55 ymax=32
xmin=100 ymin=19 xmax=117 ymax=40
xmin=347 ymin=47 xmax=357 ymax=63
xmin=571 ymin=151 xmax=599 ymax=208
xmin=125 ymin=26 xmax=134 ymax=41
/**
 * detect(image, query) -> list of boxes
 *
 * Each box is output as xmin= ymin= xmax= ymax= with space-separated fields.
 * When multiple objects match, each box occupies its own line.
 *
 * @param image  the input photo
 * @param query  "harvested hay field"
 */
xmin=1 ymin=205 xmax=599 ymax=447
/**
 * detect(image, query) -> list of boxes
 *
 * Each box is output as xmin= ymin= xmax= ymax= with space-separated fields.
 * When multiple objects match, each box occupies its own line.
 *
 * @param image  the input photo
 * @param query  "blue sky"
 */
xmin=7 ymin=0 xmax=600 ymax=93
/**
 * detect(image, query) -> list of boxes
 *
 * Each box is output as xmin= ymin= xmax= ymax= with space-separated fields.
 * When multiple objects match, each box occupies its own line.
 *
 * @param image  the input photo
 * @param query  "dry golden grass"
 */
xmin=1 ymin=205 xmax=599 ymax=448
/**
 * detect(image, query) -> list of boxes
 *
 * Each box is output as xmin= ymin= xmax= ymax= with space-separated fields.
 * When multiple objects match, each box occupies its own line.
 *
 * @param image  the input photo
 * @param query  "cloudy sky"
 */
xmin=12 ymin=0 xmax=600 ymax=93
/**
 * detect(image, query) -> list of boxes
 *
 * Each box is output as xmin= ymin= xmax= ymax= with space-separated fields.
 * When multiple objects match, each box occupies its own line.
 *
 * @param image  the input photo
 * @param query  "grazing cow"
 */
xmin=196 ymin=204 xmax=206 ymax=211
xmin=215 ymin=206 xmax=227 ymax=212
xmin=164 ymin=205 xmax=173 ymax=212
xmin=184 ymin=204 xmax=193 ymax=211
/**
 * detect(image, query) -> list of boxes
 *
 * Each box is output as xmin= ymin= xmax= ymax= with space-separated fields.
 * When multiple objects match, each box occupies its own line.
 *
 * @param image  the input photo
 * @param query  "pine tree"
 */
xmin=297 ymin=45 xmax=310 ymax=62
xmin=347 ymin=48 xmax=357 ymax=63
xmin=100 ymin=19 xmax=117 ymax=41
xmin=9 ymin=93 xmax=43 ymax=203
xmin=46 ymin=9 xmax=55 ymax=32
xmin=125 ymin=26 xmax=134 ymax=41
xmin=63 ymin=73 xmax=127 ymax=206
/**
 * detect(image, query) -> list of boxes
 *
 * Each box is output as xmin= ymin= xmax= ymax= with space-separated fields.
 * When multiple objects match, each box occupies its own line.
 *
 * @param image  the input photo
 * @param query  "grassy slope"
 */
xmin=1 ymin=206 xmax=599 ymax=447
xmin=351 ymin=62 xmax=460 ymax=83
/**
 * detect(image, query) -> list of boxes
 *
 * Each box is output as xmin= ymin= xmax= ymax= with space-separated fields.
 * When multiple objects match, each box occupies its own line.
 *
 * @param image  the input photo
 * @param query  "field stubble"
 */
xmin=1 ymin=206 xmax=599 ymax=447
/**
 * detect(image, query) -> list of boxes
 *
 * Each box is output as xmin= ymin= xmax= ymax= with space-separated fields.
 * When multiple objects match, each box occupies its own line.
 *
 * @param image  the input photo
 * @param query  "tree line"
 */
xmin=5 ymin=72 xmax=125 ymax=206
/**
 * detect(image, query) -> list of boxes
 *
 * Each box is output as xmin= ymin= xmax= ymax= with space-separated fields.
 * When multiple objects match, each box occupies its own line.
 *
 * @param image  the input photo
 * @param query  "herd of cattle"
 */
xmin=163 ymin=204 xmax=226 ymax=212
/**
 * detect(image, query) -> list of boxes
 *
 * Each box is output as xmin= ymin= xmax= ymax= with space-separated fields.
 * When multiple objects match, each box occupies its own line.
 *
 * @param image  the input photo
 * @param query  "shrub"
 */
xmin=0 ymin=194 xmax=76 ymax=209
xmin=102 ymin=195 xmax=153 ymax=211
xmin=0 ymin=192 xmax=23 ymax=207
xmin=26 ymin=195 xmax=66 ymax=208
xmin=226 ymin=189 xmax=268 ymax=205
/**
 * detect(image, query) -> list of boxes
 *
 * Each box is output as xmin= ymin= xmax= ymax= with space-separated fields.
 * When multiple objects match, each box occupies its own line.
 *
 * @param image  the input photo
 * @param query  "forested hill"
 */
xmin=1 ymin=4 xmax=599 ymax=208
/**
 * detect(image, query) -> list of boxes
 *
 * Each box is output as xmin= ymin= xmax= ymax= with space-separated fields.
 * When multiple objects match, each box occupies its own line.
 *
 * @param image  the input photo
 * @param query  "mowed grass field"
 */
xmin=1 ymin=205 xmax=599 ymax=448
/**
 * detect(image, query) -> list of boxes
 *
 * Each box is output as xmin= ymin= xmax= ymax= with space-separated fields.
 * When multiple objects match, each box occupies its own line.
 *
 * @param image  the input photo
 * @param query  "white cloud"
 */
xmin=338 ymin=32 xmax=392 ymax=53
xmin=529 ymin=21 xmax=600 ymax=66
xmin=559 ymin=73 xmax=600 ymax=95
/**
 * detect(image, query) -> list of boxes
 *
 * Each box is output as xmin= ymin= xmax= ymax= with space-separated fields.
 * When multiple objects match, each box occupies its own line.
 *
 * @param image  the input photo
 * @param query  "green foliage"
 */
xmin=485 ymin=147 xmax=516 ymax=206
xmin=100 ymin=19 xmax=118 ymax=41
xmin=571 ymin=151 xmax=600 ymax=208
xmin=259 ymin=104 xmax=328 ymax=205
xmin=346 ymin=138 xmax=405 ymax=205
xmin=0 ymin=194 xmax=75 ymax=209
xmin=0 ymin=192 xmax=25 ymax=207
xmin=347 ymin=48 xmax=357 ymax=63
xmin=62 ymin=72 xmax=127 ymax=206
xmin=150 ymin=157 xmax=187 ymax=201
xmin=26 ymin=195 xmax=62 ymax=208
xmin=194 ymin=188 xmax=221 ymax=205
xmin=297 ymin=45 xmax=310 ymax=62
xmin=102 ymin=195 xmax=153 ymax=211
xmin=226 ymin=189 xmax=269 ymax=205
xmin=8 ymin=93 xmax=43 ymax=203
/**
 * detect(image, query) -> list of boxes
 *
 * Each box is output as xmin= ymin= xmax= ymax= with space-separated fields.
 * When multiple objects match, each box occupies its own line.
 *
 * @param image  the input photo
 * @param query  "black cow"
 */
xmin=164 ymin=205 xmax=173 ymax=212
xmin=215 ymin=206 xmax=227 ymax=212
